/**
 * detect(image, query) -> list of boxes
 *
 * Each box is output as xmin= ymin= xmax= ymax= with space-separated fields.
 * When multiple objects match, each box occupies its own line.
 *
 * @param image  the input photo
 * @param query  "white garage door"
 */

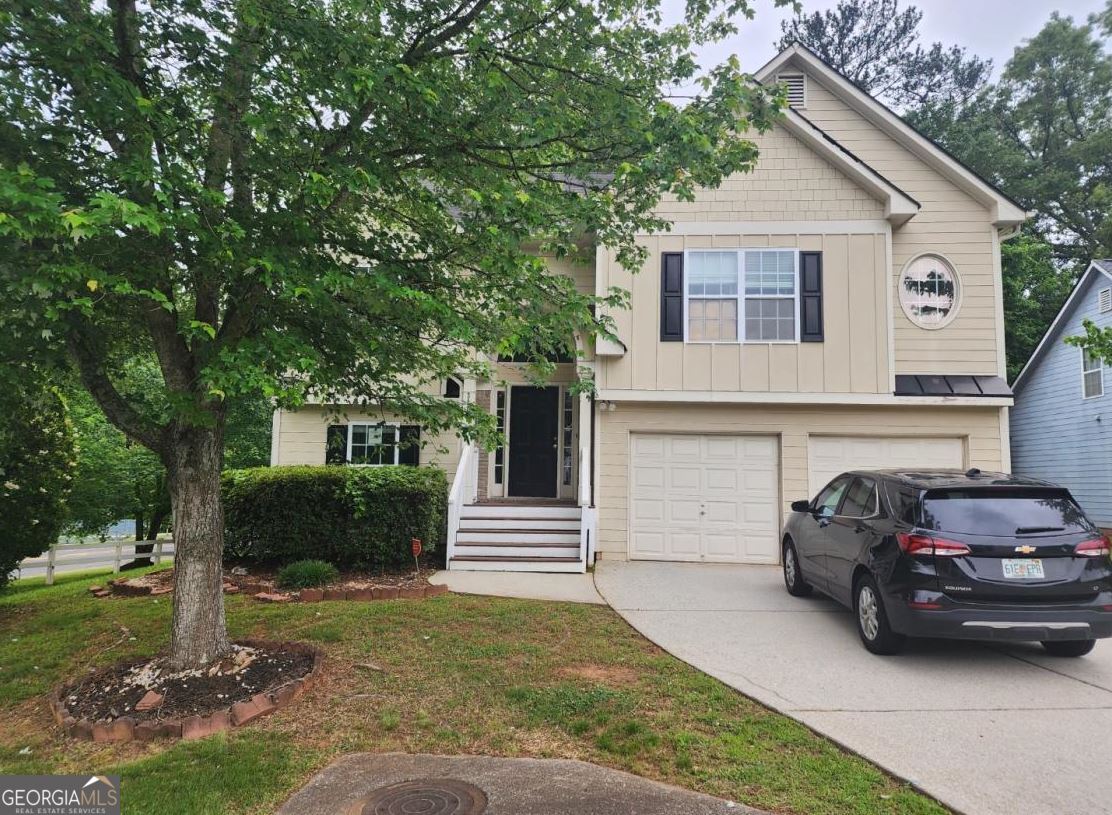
xmin=629 ymin=434 xmax=780 ymax=564
xmin=808 ymin=436 xmax=964 ymax=496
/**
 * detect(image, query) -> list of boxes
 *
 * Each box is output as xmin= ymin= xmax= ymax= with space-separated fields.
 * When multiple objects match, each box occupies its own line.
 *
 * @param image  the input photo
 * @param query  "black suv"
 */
xmin=781 ymin=469 xmax=1112 ymax=656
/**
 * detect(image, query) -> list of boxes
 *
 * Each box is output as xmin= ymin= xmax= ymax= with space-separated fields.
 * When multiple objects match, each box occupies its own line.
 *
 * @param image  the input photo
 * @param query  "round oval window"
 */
xmin=899 ymin=254 xmax=960 ymax=328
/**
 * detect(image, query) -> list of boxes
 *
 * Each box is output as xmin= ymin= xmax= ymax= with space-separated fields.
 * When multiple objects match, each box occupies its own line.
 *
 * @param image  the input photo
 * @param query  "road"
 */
xmin=18 ymin=539 xmax=175 ymax=581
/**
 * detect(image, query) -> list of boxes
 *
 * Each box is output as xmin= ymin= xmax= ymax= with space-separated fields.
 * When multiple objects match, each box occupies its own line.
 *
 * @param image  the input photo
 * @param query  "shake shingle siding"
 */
xmin=1012 ymin=271 xmax=1112 ymax=527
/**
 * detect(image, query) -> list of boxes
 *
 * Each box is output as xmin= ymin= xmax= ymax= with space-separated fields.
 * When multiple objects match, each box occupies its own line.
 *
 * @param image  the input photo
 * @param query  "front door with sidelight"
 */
xmin=508 ymin=386 xmax=560 ymax=497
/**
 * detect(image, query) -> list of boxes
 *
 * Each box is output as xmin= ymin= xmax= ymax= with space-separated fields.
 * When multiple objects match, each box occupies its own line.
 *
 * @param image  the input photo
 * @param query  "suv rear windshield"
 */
xmin=921 ymin=489 xmax=1093 ymax=536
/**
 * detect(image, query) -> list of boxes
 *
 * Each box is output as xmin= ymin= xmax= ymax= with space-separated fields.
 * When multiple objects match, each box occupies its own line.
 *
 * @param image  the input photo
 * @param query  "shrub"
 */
xmin=223 ymin=465 xmax=447 ymax=569
xmin=277 ymin=559 xmax=339 ymax=589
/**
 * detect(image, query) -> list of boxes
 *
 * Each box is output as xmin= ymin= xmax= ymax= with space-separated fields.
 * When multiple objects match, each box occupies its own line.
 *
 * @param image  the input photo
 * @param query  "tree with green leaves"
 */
xmin=929 ymin=7 xmax=1112 ymax=265
xmin=0 ymin=387 xmax=75 ymax=589
xmin=776 ymin=0 xmax=992 ymax=111
xmin=1 ymin=0 xmax=788 ymax=669
xmin=1001 ymin=234 xmax=1078 ymax=381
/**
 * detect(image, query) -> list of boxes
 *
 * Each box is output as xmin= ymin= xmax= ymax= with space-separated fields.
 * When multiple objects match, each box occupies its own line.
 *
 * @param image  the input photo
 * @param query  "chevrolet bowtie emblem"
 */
xmin=1015 ymin=545 xmax=1037 ymax=554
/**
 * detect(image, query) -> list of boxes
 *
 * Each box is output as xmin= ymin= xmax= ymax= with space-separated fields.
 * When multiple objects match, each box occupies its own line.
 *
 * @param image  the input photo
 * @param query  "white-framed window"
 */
xmin=348 ymin=423 xmax=400 ymax=465
xmin=899 ymin=254 xmax=961 ymax=329
xmin=1082 ymin=348 xmax=1104 ymax=400
xmin=684 ymin=249 xmax=799 ymax=344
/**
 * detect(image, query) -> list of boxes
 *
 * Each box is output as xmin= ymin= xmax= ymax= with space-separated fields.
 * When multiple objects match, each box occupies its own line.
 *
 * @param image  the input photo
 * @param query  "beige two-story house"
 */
xmin=270 ymin=43 xmax=1026 ymax=573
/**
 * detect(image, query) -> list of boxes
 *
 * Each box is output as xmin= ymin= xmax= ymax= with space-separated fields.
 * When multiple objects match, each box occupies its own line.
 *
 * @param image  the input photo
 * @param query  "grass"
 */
xmin=0 ymin=566 xmax=949 ymax=815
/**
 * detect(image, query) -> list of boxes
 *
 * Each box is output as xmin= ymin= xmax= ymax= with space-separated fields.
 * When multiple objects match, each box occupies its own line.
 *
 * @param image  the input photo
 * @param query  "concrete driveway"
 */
xmin=595 ymin=560 xmax=1112 ymax=815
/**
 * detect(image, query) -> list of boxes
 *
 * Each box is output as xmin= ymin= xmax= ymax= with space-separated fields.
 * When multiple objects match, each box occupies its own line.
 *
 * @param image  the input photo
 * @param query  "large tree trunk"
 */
xmin=166 ymin=425 xmax=231 ymax=670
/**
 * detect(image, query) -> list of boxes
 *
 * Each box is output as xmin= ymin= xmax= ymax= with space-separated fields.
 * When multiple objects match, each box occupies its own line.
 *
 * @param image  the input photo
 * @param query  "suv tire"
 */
xmin=1041 ymin=639 xmax=1096 ymax=658
xmin=782 ymin=539 xmax=812 ymax=597
xmin=854 ymin=574 xmax=906 ymax=655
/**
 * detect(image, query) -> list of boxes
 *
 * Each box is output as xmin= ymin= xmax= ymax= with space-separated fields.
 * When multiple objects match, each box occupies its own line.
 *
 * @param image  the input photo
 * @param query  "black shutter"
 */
xmin=660 ymin=252 xmax=684 ymax=341
xmin=799 ymin=251 xmax=824 ymax=342
xmin=326 ymin=424 xmax=349 ymax=464
xmin=398 ymin=425 xmax=421 ymax=466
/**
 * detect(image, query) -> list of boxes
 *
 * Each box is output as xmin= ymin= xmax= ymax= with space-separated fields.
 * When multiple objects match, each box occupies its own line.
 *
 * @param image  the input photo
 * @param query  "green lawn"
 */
xmin=0 ymin=567 xmax=948 ymax=815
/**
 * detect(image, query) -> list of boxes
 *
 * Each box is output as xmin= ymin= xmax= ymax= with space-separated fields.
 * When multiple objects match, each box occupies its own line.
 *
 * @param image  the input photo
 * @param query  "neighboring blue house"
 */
xmin=1012 ymin=260 xmax=1112 ymax=531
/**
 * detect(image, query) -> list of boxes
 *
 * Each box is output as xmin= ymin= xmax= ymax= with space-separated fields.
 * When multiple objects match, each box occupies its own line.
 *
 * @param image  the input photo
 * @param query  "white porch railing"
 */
xmin=578 ymin=450 xmax=596 ymax=567
xmin=446 ymin=441 xmax=479 ymax=563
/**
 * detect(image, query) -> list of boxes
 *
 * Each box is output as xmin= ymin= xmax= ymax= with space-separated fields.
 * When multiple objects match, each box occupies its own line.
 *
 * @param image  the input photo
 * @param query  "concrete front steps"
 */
xmin=449 ymin=503 xmax=585 ymax=572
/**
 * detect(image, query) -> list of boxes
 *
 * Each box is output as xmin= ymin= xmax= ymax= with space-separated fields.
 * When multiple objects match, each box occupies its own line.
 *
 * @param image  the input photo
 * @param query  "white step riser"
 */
xmin=449 ymin=559 xmax=586 ymax=573
xmin=457 ymin=531 xmax=581 ymax=545
xmin=452 ymin=545 xmax=581 ymax=558
xmin=460 ymin=505 xmax=581 ymax=520
xmin=457 ymin=518 xmax=581 ymax=531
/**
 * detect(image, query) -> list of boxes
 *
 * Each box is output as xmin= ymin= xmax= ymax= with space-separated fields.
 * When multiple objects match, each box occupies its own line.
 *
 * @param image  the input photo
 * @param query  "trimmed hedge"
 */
xmin=222 ymin=465 xmax=447 ymax=569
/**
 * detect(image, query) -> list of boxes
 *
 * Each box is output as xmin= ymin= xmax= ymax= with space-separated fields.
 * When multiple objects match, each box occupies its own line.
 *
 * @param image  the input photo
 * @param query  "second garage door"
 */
xmin=629 ymin=433 xmax=780 ymax=564
xmin=808 ymin=435 xmax=965 ymax=496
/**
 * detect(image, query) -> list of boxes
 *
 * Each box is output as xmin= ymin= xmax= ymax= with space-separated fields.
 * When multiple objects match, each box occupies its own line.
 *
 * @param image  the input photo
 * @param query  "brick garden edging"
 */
xmin=279 ymin=582 xmax=451 ymax=603
xmin=50 ymin=640 xmax=320 ymax=743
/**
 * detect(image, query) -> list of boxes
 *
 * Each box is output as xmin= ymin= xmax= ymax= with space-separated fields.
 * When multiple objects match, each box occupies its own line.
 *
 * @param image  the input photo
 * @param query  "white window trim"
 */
xmin=683 ymin=248 xmax=801 ymax=345
xmin=347 ymin=422 xmax=403 ymax=466
xmin=1099 ymin=287 xmax=1112 ymax=314
xmin=1081 ymin=347 xmax=1104 ymax=400
xmin=897 ymin=252 xmax=962 ymax=331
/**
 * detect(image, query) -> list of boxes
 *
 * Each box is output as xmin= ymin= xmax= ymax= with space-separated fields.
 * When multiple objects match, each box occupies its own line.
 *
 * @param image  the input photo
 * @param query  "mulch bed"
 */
xmin=98 ymin=567 xmax=450 ymax=604
xmin=52 ymin=640 xmax=319 ymax=742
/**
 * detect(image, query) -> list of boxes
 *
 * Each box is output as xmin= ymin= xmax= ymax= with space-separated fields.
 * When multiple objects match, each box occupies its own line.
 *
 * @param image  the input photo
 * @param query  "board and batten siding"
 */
xmin=1012 ymin=274 xmax=1112 ymax=526
xmin=799 ymin=76 xmax=1002 ymax=377
xmin=273 ymin=405 xmax=463 ymax=482
xmin=597 ymin=230 xmax=890 ymax=394
xmin=595 ymin=402 xmax=1005 ymax=559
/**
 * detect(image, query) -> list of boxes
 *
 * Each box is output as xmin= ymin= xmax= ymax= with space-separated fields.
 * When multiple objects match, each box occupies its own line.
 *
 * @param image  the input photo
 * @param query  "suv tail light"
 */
xmin=897 ymin=532 xmax=971 ymax=557
xmin=1074 ymin=537 xmax=1111 ymax=558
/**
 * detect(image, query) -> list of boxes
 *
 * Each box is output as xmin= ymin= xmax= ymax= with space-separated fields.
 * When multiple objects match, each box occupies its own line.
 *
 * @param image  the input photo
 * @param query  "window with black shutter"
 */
xmin=398 ymin=425 xmax=421 ymax=466
xmin=660 ymin=252 xmax=684 ymax=341
xmin=326 ymin=424 xmax=349 ymax=464
xmin=799 ymin=251 xmax=824 ymax=342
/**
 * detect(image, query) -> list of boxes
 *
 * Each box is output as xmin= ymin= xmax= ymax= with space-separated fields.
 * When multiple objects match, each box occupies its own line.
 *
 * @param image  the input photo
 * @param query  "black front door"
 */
xmin=508 ymin=386 xmax=560 ymax=497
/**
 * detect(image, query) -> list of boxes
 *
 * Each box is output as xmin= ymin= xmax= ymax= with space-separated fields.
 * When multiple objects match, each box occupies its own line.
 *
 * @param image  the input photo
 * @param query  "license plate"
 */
xmin=1002 ymin=558 xmax=1045 ymax=579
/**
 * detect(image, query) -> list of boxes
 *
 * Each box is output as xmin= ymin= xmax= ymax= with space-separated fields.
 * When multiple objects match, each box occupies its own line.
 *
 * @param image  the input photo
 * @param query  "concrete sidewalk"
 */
xmin=430 ymin=570 xmax=604 ymax=604
xmin=596 ymin=560 xmax=1112 ymax=815
xmin=277 ymin=753 xmax=765 ymax=814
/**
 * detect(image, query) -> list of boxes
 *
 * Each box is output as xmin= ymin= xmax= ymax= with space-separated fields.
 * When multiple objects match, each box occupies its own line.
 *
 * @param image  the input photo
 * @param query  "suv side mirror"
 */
xmin=791 ymin=499 xmax=812 ymax=513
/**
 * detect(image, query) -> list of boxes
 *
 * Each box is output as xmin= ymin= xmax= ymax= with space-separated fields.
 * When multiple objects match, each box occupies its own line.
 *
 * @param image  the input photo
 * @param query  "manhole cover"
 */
xmin=358 ymin=778 xmax=488 ymax=815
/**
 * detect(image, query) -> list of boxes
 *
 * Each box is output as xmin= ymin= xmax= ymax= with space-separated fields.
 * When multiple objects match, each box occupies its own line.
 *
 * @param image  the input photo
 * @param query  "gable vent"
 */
xmin=1100 ymin=287 xmax=1112 ymax=314
xmin=777 ymin=73 xmax=806 ymax=108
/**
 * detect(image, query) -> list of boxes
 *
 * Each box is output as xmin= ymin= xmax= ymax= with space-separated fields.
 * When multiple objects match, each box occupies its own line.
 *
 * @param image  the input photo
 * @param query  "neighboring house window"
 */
xmin=444 ymin=377 xmax=461 ymax=398
xmin=899 ymin=254 xmax=960 ymax=329
xmin=777 ymin=73 xmax=806 ymax=108
xmin=1082 ymin=348 xmax=1104 ymax=399
xmin=1099 ymin=287 xmax=1112 ymax=314
xmin=685 ymin=250 xmax=798 ymax=343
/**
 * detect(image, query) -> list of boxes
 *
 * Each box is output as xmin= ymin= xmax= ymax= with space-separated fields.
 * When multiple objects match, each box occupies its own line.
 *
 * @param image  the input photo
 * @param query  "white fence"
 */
xmin=20 ymin=538 xmax=176 ymax=585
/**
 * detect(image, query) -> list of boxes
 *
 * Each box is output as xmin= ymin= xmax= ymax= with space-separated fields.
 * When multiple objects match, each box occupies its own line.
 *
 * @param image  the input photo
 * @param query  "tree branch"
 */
xmin=66 ymin=320 xmax=167 ymax=454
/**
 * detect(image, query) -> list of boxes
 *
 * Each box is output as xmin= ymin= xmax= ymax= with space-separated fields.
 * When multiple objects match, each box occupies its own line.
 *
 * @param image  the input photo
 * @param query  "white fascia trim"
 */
xmin=755 ymin=45 xmax=1028 ymax=227
xmin=778 ymin=111 xmax=919 ymax=225
xmin=645 ymin=219 xmax=889 ymax=236
xmin=596 ymin=389 xmax=1012 ymax=407
xmin=1012 ymin=262 xmax=1112 ymax=391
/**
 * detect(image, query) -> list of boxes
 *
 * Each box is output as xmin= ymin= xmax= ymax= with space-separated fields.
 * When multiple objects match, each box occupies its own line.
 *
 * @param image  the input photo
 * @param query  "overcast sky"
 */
xmin=667 ymin=0 xmax=1108 ymax=79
